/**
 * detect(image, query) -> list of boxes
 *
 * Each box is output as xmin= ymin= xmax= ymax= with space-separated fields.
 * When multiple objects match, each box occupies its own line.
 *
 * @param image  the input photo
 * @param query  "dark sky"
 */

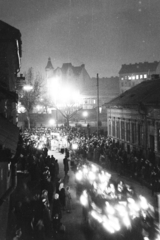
xmin=1 ymin=0 xmax=160 ymax=77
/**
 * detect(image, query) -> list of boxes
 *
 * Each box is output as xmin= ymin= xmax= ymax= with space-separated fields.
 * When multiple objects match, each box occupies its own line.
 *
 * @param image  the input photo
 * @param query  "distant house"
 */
xmin=45 ymin=58 xmax=120 ymax=110
xmin=105 ymin=78 xmax=160 ymax=163
xmin=119 ymin=61 xmax=160 ymax=93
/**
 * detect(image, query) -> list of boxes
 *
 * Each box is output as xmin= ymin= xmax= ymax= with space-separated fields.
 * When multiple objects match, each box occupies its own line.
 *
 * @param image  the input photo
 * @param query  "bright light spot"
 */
xmin=139 ymin=196 xmax=148 ymax=210
xmin=123 ymin=216 xmax=131 ymax=228
xmin=75 ymin=171 xmax=83 ymax=181
xmin=90 ymin=210 xmax=102 ymax=223
xmin=105 ymin=202 xmax=115 ymax=215
xmin=80 ymin=190 xmax=88 ymax=206
xmin=49 ymin=119 xmax=55 ymax=125
xmin=88 ymin=171 xmax=96 ymax=181
xmin=91 ymin=164 xmax=98 ymax=173
xmin=23 ymin=85 xmax=33 ymax=92
xmin=72 ymin=143 xmax=78 ymax=150
xmin=83 ymin=111 xmax=88 ymax=118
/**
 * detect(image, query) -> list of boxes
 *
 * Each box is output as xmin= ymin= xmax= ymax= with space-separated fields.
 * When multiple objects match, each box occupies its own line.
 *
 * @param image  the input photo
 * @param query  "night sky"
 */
xmin=1 ymin=0 xmax=160 ymax=77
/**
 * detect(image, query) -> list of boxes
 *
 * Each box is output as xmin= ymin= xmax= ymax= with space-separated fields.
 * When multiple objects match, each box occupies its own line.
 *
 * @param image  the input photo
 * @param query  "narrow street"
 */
xmin=48 ymin=150 xmax=157 ymax=240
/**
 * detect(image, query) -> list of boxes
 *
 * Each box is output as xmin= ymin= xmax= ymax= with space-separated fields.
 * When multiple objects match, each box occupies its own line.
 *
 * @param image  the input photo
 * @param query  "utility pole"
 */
xmin=97 ymin=73 xmax=99 ymax=137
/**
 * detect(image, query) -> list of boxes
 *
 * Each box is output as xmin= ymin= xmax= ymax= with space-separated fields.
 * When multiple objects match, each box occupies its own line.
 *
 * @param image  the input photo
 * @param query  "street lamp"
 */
xmin=83 ymin=111 xmax=88 ymax=123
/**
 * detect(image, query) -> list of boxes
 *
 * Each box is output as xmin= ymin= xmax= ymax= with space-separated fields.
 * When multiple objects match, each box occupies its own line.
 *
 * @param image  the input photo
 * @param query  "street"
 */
xmin=48 ymin=150 xmax=156 ymax=240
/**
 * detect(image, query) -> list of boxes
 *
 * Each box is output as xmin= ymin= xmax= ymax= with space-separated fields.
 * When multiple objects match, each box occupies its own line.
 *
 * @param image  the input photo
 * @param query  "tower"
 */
xmin=45 ymin=57 xmax=54 ymax=79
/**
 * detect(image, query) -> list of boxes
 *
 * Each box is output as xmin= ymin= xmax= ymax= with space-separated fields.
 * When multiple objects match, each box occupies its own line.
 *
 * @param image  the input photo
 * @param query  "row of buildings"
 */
xmin=0 ymin=20 xmax=22 ymax=239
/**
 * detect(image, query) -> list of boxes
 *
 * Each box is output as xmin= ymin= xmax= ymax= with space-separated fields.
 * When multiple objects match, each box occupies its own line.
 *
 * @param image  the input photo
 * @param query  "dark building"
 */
xmin=106 ymin=77 xmax=160 ymax=163
xmin=0 ymin=20 xmax=22 ymax=239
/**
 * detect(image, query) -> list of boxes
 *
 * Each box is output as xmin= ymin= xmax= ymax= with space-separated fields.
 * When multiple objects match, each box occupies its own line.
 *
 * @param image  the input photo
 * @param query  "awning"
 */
xmin=0 ymin=116 xmax=19 ymax=153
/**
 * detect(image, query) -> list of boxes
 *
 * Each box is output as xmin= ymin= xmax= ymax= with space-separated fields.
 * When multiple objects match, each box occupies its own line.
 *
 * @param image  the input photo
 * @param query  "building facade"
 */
xmin=119 ymin=61 xmax=160 ymax=93
xmin=106 ymin=78 xmax=160 ymax=163
xmin=0 ymin=20 xmax=22 ymax=239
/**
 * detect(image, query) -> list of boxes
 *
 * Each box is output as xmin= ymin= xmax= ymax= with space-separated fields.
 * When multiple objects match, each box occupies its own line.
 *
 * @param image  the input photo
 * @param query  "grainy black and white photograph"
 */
xmin=0 ymin=0 xmax=160 ymax=240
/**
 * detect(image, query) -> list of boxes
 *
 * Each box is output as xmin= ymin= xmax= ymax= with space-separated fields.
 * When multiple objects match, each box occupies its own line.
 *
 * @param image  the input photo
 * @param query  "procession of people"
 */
xmin=8 ymin=124 xmax=159 ymax=239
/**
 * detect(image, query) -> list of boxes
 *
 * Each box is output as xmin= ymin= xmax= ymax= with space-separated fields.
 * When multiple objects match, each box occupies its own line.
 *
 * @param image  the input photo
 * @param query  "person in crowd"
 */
xmin=52 ymin=193 xmax=62 ymax=233
xmin=65 ymin=186 xmax=72 ymax=213
xmin=59 ymin=182 xmax=66 ymax=211
xmin=63 ymin=156 xmax=69 ymax=176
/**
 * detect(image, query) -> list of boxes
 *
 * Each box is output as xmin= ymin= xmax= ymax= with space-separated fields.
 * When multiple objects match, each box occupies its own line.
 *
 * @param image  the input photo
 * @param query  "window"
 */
xmin=116 ymin=121 xmax=120 ymax=139
xmin=128 ymin=76 xmax=132 ymax=80
xmin=144 ymin=74 xmax=147 ymax=78
xmin=125 ymin=76 xmax=128 ymax=80
xmin=126 ymin=122 xmax=130 ymax=141
xmin=140 ymin=75 xmax=143 ymax=79
xmin=93 ymin=99 xmax=96 ymax=104
xmin=121 ymin=77 xmax=124 ymax=80
xmin=157 ymin=129 xmax=160 ymax=151
xmin=138 ymin=124 xmax=141 ymax=145
xmin=131 ymin=122 xmax=136 ymax=143
xmin=132 ymin=75 xmax=135 ymax=80
xmin=136 ymin=75 xmax=139 ymax=79
xmin=121 ymin=121 xmax=125 ymax=140
xmin=108 ymin=121 xmax=111 ymax=136
xmin=112 ymin=120 xmax=115 ymax=137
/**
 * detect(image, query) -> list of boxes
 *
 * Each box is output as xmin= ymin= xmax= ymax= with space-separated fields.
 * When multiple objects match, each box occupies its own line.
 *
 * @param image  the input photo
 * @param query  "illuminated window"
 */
xmin=136 ymin=75 xmax=139 ymax=79
xmin=128 ymin=76 xmax=132 ymax=80
xmin=93 ymin=99 xmax=96 ymax=104
xmin=144 ymin=74 xmax=147 ymax=78
xmin=121 ymin=77 xmax=124 ymax=80
xmin=132 ymin=75 xmax=135 ymax=80
xmin=140 ymin=75 xmax=143 ymax=79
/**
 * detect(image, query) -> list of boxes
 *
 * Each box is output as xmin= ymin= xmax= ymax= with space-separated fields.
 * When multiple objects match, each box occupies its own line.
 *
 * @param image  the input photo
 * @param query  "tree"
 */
xmin=55 ymin=104 xmax=82 ymax=127
xmin=19 ymin=68 xmax=44 ymax=129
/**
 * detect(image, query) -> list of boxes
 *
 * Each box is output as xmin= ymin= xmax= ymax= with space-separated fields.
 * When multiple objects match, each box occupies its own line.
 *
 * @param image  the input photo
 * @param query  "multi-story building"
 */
xmin=0 ymin=20 xmax=22 ymax=239
xmin=119 ymin=61 xmax=160 ymax=93
xmin=106 ymin=77 xmax=160 ymax=163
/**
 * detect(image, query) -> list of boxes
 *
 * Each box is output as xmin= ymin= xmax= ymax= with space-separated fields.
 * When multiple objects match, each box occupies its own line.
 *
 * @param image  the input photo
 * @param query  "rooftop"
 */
xmin=119 ymin=61 xmax=159 ymax=75
xmin=105 ymin=79 xmax=160 ymax=108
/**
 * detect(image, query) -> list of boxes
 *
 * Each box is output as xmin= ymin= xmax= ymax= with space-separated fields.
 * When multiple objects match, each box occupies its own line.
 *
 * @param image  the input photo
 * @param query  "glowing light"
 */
xmin=88 ymin=171 xmax=96 ymax=181
xmin=72 ymin=143 xmax=78 ymax=150
xmin=123 ymin=216 xmax=131 ymax=228
xmin=90 ymin=210 xmax=102 ymax=223
xmin=139 ymin=196 xmax=148 ymax=210
xmin=23 ymin=85 xmax=33 ymax=92
xmin=80 ymin=190 xmax=88 ymax=206
xmin=82 ymin=111 xmax=88 ymax=118
xmin=75 ymin=171 xmax=83 ymax=181
xmin=105 ymin=202 xmax=115 ymax=215
xmin=91 ymin=164 xmax=98 ymax=173
xmin=49 ymin=119 xmax=55 ymax=125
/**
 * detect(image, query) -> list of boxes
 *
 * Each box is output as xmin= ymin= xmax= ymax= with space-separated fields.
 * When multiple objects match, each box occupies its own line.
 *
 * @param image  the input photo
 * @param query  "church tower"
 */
xmin=45 ymin=57 xmax=54 ymax=79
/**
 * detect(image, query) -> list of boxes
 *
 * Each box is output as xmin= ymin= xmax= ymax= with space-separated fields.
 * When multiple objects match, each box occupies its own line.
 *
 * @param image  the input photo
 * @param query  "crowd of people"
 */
xmin=67 ymin=127 xmax=159 ymax=197
xmin=10 ymin=127 xmax=72 ymax=240
xmin=9 ymin=125 xmax=159 ymax=239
